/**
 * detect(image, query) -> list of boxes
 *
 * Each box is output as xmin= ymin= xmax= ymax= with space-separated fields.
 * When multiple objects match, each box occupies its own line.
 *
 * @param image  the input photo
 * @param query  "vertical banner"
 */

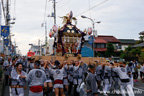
xmin=0 ymin=2 xmax=1 ymax=38
xmin=88 ymin=36 xmax=94 ymax=44
xmin=1 ymin=26 xmax=10 ymax=37
xmin=4 ymin=39 xmax=9 ymax=46
xmin=0 ymin=41 xmax=3 ymax=52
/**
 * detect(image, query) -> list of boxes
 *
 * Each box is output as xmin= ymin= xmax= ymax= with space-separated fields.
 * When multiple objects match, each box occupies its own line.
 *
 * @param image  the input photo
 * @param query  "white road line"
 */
xmin=9 ymin=86 xmax=12 ymax=96
xmin=133 ymin=87 xmax=144 ymax=91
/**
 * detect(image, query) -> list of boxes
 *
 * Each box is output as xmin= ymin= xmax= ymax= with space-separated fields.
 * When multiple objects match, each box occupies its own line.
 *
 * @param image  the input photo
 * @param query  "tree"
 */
xmin=105 ymin=43 xmax=115 ymax=57
xmin=139 ymin=52 xmax=144 ymax=63
xmin=136 ymin=35 xmax=144 ymax=44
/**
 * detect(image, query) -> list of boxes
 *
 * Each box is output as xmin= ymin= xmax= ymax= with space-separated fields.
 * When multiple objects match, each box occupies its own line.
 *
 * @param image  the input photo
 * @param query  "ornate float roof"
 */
xmin=59 ymin=22 xmax=86 ymax=37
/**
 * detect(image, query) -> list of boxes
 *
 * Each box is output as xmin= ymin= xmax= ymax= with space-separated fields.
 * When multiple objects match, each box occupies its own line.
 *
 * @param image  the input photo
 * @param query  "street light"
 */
xmin=9 ymin=21 xmax=15 ymax=24
xmin=81 ymin=15 xmax=101 ymax=57
xmin=29 ymin=44 xmax=33 ymax=51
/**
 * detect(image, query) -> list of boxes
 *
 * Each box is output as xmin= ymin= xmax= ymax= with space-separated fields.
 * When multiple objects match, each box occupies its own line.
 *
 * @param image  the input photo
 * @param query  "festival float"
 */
xmin=33 ymin=11 xmax=105 ymax=63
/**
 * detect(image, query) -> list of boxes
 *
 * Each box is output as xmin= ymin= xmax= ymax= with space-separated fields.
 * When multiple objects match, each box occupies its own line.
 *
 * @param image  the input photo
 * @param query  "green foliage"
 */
xmin=136 ymin=35 xmax=144 ymax=44
xmin=120 ymin=45 xmax=141 ymax=59
xmin=139 ymin=52 xmax=144 ymax=62
xmin=105 ymin=43 xmax=115 ymax=57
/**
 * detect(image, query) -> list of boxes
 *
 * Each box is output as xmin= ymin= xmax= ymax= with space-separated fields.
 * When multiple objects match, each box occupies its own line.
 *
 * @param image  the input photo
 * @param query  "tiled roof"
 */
xmin=94 ymin=48 xmax=107 ymax=51
xmin=97 ymin=35 xmax=120 ymax=43
xmin=133 ymin=42 xmax=144 ymax=47
xmin=94 ymin=37 xmax=107 ymax=43
xmin=118 ymin=39 xmax=136 ymax=44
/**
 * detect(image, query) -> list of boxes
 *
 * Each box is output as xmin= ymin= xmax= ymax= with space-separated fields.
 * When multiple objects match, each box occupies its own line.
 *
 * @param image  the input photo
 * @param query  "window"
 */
xmin=96 ymin=43 xmax=106 ymax=48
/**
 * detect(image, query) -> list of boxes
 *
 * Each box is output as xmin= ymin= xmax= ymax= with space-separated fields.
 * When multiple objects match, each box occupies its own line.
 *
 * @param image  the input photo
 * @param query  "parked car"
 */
xmin=106 ymin=57 xmax=125 ymax=62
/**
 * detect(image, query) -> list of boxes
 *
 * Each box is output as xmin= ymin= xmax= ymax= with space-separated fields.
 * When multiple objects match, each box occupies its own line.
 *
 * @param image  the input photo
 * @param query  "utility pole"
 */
xmin=53 ymin=0 xmax=56 ymax=24
xmin=38 ymin=39 xmax=40 ymax=56
xmin=5 ymin=0 xmax=10 ymax=59
xmin=45 ymin=22 xmax=47 ymax=47
xmin=44 ymin=22 xmax=48 ymax=56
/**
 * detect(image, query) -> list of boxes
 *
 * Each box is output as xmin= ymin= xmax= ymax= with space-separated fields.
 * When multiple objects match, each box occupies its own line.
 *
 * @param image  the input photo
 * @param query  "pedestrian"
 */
xmin=126 ymin=62 xmax=134 ymax=87
xmin=22 ymin=56 xmax=27 ymax=72
xmin=8 ymin=58 xmax=17 ymax=85
xmin=10 ymin=63 xmax=27 ymax=96
xmin=113 ymin=62 xmax=134 ymax=96
xmin=26 ymin=57 xmax=31 ymax=73
xmin=42 ymin=60 xmax=53 ymax=96
xmin=86 ymin=63 xmax=98 ymax=96
xmin=95 ymin=61 xmax=103 ymax=92
xmin=47 ymin=60 xmax=65 ymax=96
xmin=26 ymin=60 xmax=47 ymax=96
xmin=67 ymin=60 xmax=74 ymax=95
xmin=131 ymin=60 xmax=139 ymax=82
xmin=73 ymin=60 xmax=83 ymax=96
xmin=140 ymin=63 xmax=144 ymax=82
xmin=111 ymin=63 xmax=120 ymax=94
xmin=63 ymin=61 xmax=69 ymax=94
xmin=3 ymin=56 xmax=12 ymax=85
xmin=103 ymin=62 xmax=112 ymax=96
xmin=28 ymin=58 xmax=35 ymax=71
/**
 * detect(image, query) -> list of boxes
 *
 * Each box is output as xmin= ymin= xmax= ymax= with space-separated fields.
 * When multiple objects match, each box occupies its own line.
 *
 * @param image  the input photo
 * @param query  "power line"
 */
xmin=13 ymin=0 xmax=16 ymax=19
xmin=57 ymin=0 xmax=72 ymax=9
xmin=57 ymin=0 xmax=65 ymax=3
xmin=43 ymin=0 xmax=48 ymax=22
xmin=88 ymin=0 xmax=91 ymax=18
xmin=1 ymin=0 xmax=6 ymax=22
xmin=75 ymin=0 xmax=108 ymax=17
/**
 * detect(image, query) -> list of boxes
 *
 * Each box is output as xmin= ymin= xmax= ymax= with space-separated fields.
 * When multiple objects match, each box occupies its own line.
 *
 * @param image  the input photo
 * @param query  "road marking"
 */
xmin=133 ymin=87 xmax=144 ymax=91
xmin=9 ymin=86 xmax=12 ymax=96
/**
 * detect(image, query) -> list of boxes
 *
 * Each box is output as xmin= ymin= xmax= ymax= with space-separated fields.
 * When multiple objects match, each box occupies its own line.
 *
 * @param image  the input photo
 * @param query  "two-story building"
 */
xmin=94 ymin=35 xmax=120 ymax=54
xmin=118 ymin=39 xmax=136 ymax=51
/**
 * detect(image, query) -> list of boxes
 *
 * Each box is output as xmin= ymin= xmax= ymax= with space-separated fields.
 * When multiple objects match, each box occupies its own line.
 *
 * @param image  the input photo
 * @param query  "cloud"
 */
xmin=6 ymin=0 xmax=144 ymax=55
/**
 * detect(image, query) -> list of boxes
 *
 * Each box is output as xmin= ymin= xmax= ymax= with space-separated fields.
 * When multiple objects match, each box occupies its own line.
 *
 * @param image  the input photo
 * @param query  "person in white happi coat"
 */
xmin=68 ymin=60 xmax=74 ymax=95
xmin=126 ymin=62 xmax=134 ymax=88
xmin=10 ymin=63 xmax=27 ymax=96
xmin=46 ymin=60 xmax=65 ymax=96
xmin=63 ymin=61 xmax=69 ymax=93
xmin=103 ymin=62 xmax=112 ymax=96
xmin=86 ymin=63 xmax=98 ymax=96
xmin=73 ymin=60 xmax=83 ymax=96
xmin=26 ymin=60 xmax=46 ymax=96
xmin=42 ymin=60 xmax=53 ymax=96
xmin=3 ymin=57 xmax=12 ymax=85
xmin=113 ymin=62 xmax=134 ymax=96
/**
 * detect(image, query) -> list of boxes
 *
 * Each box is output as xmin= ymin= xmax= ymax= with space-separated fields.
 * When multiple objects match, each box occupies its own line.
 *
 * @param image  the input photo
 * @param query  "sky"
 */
xmin=1 ymin=0 xmax=144 ymax=55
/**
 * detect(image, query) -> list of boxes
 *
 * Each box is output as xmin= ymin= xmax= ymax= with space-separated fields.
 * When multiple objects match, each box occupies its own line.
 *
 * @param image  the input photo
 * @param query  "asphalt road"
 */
xmin=2 ymin=80 xmax=144 ymax=96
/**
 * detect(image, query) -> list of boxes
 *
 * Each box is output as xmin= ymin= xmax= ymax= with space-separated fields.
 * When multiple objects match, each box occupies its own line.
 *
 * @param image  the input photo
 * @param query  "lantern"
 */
xmin=87 ymin=27 xmax=92 ymax=35
xmin=49 ymin=29 xmax=54 ymax=38
xmin=52 ymin=24 xmax=58 ymax=33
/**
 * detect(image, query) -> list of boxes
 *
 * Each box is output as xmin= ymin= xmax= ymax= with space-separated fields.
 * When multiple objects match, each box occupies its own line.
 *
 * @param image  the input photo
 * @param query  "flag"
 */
xmin=1 ymin=26 xmax=10 ymax=37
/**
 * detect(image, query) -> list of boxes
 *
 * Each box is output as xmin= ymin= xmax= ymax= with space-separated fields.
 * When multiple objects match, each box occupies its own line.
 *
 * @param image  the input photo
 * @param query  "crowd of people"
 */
xmin=2 ymin=56 xmax=144 ymax=96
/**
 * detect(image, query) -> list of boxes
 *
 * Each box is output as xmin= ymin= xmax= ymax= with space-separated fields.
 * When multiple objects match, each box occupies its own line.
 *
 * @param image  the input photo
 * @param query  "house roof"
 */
xmin=94 ymin=48 xmax=107 ymax=51
xmin=97 ymin=35 xmax=120 ymax=43
xmin=94 ymin=37 xmax=107 ymax=43
xmin=133 ymin=42 xmax=144 ymax=48
xmin=118 ymin=39 xmax=136 ymax=44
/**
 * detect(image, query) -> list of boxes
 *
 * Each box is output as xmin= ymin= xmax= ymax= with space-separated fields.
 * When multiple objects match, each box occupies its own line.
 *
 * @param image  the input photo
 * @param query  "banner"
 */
xmin=8 ymin=46 xmax=12 ymax=51
xmin=0 ymin=2 xmax=1 ymax=38
xmin=4 ymin=39 xmax=9 ymax=46
xmin=1 ymin=26 xmax=10 ymax=37
xmin=88 ymin=36 xmax=94 ymax=44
